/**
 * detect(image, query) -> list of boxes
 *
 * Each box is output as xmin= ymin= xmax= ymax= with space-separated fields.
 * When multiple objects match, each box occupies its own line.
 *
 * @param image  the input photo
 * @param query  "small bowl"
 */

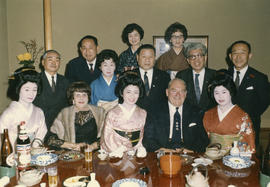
xmin=160 ymin=154 xmax=182 ymax=177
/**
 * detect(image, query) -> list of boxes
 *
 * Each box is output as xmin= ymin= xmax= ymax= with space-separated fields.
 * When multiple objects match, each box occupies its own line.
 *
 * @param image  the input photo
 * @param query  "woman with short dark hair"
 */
xmin=47 ymin=81 xmax=105 ymax=151
xmin=0 ymin=67 xmax=47 ymax=149
xmin=117 ymin=23 xmax=144 ymax=74
xmin=100 ymin=71 xmax=147 ymax=156
xmin=203 ymin=70 xmax=255 ymax=153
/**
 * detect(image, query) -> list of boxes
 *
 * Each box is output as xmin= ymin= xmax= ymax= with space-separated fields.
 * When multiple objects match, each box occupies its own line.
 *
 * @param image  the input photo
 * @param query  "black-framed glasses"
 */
xmin=188 ymin=54 xmax=205 ymax=60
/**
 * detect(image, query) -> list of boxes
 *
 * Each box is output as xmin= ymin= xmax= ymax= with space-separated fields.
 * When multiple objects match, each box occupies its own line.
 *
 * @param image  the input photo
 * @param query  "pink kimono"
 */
xmin=100 ymin=104 xmax=147 ymax=153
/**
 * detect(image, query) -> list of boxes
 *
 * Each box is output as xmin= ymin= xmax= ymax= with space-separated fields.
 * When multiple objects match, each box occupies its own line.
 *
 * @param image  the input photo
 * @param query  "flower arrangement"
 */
xmin=17 ymin=40 xmax=43 ymax=67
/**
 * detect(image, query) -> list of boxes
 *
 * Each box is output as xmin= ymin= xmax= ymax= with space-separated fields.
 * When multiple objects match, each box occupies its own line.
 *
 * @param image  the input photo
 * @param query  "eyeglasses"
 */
xmin=188 ymin=54 xmax=205 ymax=60
xmin=171 ymin=35 xmax=184 ymax=40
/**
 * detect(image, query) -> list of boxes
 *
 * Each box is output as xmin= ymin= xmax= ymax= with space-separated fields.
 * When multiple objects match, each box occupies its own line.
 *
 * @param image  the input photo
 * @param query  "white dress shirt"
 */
xmin=87 ymin=58 xmax=97 ymax=70
xmin=139 ymin=68 xmax=153 ymax=88
xmin=44 ymin=71 xmax=57 ymax=87
xmin=233 ymin=65 xmax=248 ymax=85
xmin=192 ymin=68 xmax=205 ymax=92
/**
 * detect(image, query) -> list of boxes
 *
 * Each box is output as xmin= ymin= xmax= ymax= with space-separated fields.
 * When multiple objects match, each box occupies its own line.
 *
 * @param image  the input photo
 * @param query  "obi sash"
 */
xmin=114 ymin=129 xmax=140 ymax=147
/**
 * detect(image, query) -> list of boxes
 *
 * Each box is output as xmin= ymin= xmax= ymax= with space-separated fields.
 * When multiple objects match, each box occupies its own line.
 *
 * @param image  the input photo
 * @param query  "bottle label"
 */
xmin=19 ymin=134 xmax=28 ymax=141
xmin=17 ymin=143 xmax=31 ymax=169
xmin=6 ymin=153 xmax=15 ymax=167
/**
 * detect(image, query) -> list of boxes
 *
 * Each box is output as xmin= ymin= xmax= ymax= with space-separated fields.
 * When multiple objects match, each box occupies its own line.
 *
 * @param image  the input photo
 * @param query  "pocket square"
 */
xmin=246 ymin=86 xmax=254 ymax=90
xmin=189 ymin=123 xmax=197 ymax=127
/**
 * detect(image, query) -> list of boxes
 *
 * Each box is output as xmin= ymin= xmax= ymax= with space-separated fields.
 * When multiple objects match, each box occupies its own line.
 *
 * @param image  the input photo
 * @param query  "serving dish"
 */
xmin=193 ymin=158 xmax=213 ymax=166
xmin=112 ymin=178 xmax=147 ymax=187
xmin=31 ymin=153 xmax=58 ymax=166
xmin=63 ymin=176 xmax=88 ymax=187
xmin=222 ymin=155 xmax=252 ymax=169
xmin=59 ymin=151 xmax=84 ymax=162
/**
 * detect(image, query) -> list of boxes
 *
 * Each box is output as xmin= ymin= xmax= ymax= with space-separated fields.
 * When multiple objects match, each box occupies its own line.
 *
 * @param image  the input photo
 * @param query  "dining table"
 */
xmin=7 ymin=151 xmax=260 ymax=187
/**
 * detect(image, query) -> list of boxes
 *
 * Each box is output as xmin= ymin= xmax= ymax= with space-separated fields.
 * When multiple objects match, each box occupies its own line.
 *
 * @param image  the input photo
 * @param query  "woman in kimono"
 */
xmin=117 ymin=23 xmax=144 ymax=74
xmin=203 ymin=70 xmax=255 ymax=152
xmin=0 ymin=67 xmax=47 ymax=149
xmin=156 ymin=22 xmax=189 ymax=79
xmin=90 ymin=49 xmax=118 ymax=112
xmin=46 ymin=81 xmax=105 ymax=151
xmin=100 ymin=71 xmax=147 ymax=156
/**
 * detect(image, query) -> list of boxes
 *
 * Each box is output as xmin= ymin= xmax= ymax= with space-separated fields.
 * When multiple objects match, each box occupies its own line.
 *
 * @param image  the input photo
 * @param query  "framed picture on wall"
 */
xmin=153 ymin=35 xmax=209 ymax=60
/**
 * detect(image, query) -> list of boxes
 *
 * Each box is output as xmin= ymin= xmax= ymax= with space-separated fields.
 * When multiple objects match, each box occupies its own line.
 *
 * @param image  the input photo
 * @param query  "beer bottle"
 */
xmin=16 ymin=122 xmax=31 ymax=170
xmin=262 ymin=133 xmax=270 ymax=175
xmin=1 ymin=129 xmax=13 ymax=167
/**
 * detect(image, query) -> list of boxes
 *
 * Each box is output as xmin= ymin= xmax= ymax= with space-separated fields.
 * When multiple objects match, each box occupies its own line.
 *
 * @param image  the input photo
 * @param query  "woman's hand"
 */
xmin=61 ymin=142 xmax=85 ymax=151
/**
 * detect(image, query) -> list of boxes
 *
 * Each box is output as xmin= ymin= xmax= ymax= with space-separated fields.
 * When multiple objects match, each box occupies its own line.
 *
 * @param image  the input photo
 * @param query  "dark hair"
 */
xmin=67 ymin=81 xmax=91 ymax=105
xmin=229 ymin=40 xmax=251 ymax=54
xmin=77 ymin=35 xmax=98 ymax=56
xmin=208 ymin=69 xmax=236 ymax=105
xmin=137 ymin=44 xmax=156 ymax=56
xmin=7 ymin=67 xmax=42 ymax=101
xmin=121 ymin=23 xmax=144 ymax=46
xmin=115 ymin=71 xmax=145 ymax=104
xmin=96 ymin=49 xmax=119 ymax=70
xmin=164 ymin=22 xmax=188 ymax=45
xmin=39 ymin=49 xmax=61 ymax=71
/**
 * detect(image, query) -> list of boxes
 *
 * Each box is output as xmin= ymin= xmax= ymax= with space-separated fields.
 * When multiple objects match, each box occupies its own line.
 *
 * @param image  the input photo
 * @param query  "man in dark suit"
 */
xmin=143 ymin=78 xmax=209 ymax=153
xmin=34 ymin=50 xmax=69 ymax=129
xmin=133 ymin=44 xmax=170 ymax=113
xmin=228 ymin=40 xmax=270 ymax=146
xmin=176 ymin=42 xmax=216 ymax=111
xmin=65 ymin=35 xmax=101 ymax=85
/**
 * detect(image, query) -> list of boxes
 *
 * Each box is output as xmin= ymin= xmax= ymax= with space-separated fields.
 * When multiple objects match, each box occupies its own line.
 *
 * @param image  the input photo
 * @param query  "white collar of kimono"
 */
xmin=119 ymin=104 xmax=136 ymax=120
xmin=217 ymin=104 xmax=235 ymax=121
xmin=10 ymin=101 xmax=33 ymax=123
xmin=102 ymin=75 xmax=113 ymax=86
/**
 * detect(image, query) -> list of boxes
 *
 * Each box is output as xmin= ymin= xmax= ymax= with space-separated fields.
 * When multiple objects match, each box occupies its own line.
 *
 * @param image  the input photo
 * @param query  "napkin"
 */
xmin=137 ymin=147 xmax=147 ymax=158
xmin=0 ymin=176 xmax=10 ymax=187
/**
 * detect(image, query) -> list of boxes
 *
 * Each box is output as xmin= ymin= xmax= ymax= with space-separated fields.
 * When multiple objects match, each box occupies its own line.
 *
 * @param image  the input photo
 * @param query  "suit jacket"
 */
xmin=65 ymin=56 xmax=101 ymax=85
xmin=228 ymin=66 xmax=270 ymax=144
xmin=133 ymin=68 xmax=170 ymax=113
xmin=176 ymin=68 xmax=216 ymax=111
xmin=34 ymin=71 xmax=70 ymax=129
xmin=142 ymin=100 xmax=209 ymax=152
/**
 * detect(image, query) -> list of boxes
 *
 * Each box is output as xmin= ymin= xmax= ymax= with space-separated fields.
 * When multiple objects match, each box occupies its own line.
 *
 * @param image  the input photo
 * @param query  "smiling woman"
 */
xmin=46 ymin=81 xmax=106 ymax=151
xmin=0 ymin=67 xmax=47 ymax=150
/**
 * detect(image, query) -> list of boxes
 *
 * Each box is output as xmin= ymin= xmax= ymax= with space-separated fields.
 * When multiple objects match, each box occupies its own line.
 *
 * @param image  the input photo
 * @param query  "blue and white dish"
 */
xmin=222 ymin=155 xmax=252 ymax=169
xmin=112 ymin=178 xmax=147 ymax=187
xmin=31 ymin=153 xmax=58 ymax=166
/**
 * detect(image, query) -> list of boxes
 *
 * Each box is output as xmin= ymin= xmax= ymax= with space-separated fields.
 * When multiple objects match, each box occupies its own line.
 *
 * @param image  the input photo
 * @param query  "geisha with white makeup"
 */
xmin=203 ymin=70 xmax=255 ymax=153
xmin=100 ymin=72 xmax=147 ymax=157
xmin=0 ymin=67 xmax=47 ymax=150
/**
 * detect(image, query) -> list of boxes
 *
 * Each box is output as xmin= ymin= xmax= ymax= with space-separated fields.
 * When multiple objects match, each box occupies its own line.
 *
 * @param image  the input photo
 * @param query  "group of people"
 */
xmin=0 ymin=22 xmax=269 ymax=157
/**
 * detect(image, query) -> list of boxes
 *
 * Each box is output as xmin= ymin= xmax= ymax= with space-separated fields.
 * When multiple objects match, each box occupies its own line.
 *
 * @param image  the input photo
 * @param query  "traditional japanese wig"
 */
xmin=121 ymin=23 xmax=144 ymax=46
xmin=67 ymin=81 xmax=91 ymax=105
xmin=7 ymin=66 xmax=41 ymax=101
xmin=96 ymin=49 xmax=119 ymax=71
xmin=115 ymin=71 xmax=145 ymax=104
xmin=164 ymin=22 xmax=188 ymax=45
xmin=208 ymin=69 xmax=237 ymax=105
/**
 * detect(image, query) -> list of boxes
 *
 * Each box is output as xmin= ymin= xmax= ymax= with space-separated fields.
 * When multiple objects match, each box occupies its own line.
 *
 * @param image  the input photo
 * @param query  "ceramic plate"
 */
xmin=31 ymin=153 xmax=58 ymax=166
xmin=59 ymin=151 xmax=84 ymax=162
xmin=112 ymin=178 xmax=147 ymax=187
xmin=223 ymin=155 xmax=252 ymax=169
xmin=63 ymin=176 xmax=88 ymax=187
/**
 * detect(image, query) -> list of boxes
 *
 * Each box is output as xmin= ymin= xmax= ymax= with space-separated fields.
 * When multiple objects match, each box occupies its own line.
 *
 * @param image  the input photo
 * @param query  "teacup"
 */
xmin=205 ymin=147 xmax=221 ymax=158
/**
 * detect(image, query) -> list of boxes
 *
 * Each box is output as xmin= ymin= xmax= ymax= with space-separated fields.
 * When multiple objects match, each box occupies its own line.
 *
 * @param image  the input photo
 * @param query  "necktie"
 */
xmin=172 ymin=107 xmax=181 ymax=142
xmin=144 ymin=71 xmax=150 ymax=96
xmin=195 ymin=74 xmax=201 ymax=103
xmin=51 ymin=75 xmax=56 ymax=92
xmin=235 ymin=71 xmax=240 ymax=89
xmin=89 ymin=64 xmax=94 ymax=73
